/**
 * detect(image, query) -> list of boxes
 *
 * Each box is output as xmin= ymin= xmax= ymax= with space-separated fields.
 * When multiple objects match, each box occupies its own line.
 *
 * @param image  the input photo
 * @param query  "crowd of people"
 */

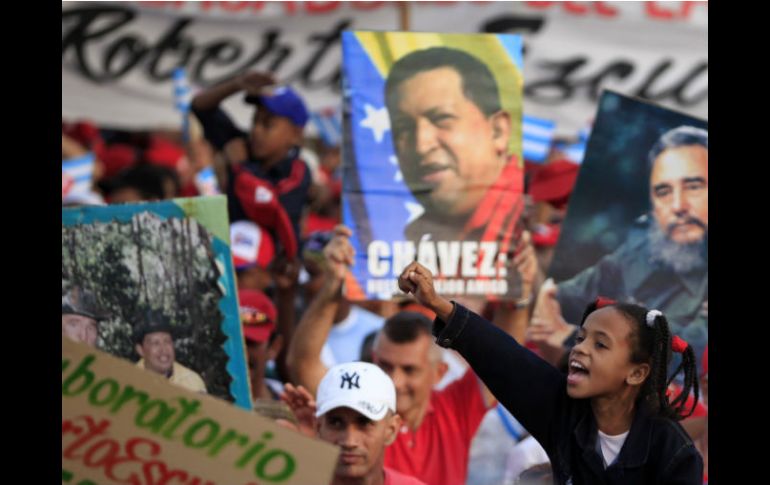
xmin=63 ymin=59 xmax=708 ymax=485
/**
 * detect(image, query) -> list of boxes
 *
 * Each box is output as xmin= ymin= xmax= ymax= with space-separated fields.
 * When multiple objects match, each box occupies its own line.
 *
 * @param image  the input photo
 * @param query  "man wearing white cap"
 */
xmin=302 ymin=362 xmax=426 ymax=485
xmin=231 ymin=220 xmax=276 ymax=292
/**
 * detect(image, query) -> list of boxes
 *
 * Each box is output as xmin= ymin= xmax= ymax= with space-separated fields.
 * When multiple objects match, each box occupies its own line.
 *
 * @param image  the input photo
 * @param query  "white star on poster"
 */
xmin=360 ymin=104 xmax=391 ymax=143
xmin=389 ymin=155 xmax=403 ymax=182
xmin=405 ymin=201 xmax=425 ymax=224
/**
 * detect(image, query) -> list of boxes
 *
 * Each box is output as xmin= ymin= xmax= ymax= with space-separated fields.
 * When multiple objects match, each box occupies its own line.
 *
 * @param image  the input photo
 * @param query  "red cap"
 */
xmin=239 ymin=289 xmax=276 ymax=343
xmin=529 ymin=159 xmax=580 ymax=209
xmin=233 ymin=168 xmax=298 ymax=259
xmin=303 ymin=213 xmax=340 ymax=237
xmin=96 ymin=143 xmax=138 ymax=180
xmin=62 ymin=120 xmax=101 ymax=148
xmin=231 ymin=221 xmax=275 ymax=270
xmin=145 ymin=137 xmax=185 ymax=170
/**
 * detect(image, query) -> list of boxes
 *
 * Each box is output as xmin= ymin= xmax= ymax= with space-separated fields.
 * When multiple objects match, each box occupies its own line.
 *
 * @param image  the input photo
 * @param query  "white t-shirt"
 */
xmin=435 ymin=348 xmax=468 ymax=390
xmin=504 ymin=435 xmax=550 ymax=484
xmin=597 ymin=429 xmax=629 ymax=468
xmin=322 ymin=305 xmax=384 ymax=366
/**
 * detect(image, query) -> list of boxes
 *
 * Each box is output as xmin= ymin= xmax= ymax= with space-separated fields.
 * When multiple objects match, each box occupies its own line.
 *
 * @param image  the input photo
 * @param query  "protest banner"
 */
xmin=62 ymin=338 xmax=339 ymax=485
xmin=62 ymin=2 xmax=706 ymax=138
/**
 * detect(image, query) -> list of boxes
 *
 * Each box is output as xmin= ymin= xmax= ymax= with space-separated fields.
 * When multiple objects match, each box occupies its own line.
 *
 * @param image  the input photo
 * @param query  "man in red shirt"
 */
xmin=288 ymin=226 xmax=495 ymax=485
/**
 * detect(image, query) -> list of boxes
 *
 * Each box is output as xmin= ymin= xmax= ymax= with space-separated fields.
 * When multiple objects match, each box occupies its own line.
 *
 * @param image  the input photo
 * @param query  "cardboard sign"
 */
xmin=62 ymin=338 xmax=339 ymax=485
xmin=341 ymin=31 xmax=525 ymax=301
xmin=62 ymin=196 xmax=251 ymax=408
xmin=548 ymin=91 xmax=708 ymax=368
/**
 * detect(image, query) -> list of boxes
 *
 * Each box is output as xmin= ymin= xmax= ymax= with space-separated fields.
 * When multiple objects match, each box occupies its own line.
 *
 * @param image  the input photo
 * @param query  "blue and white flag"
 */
xmin=555 ymin=123 xmax=592 ymax=165
xmin=194 ymin=166 xmax=221 ymax=196
xmin=558 ymin=140 xmax=587 ymax=165
xmin=173 ymin=67 xmax=192 ymax=142
xmin=522 ymin=115 xmax=556 ymax=163
xmin=311 ymin=107 xmax=342 ymax=147
xmin=62 ymin=152 xmax=95 ymax=199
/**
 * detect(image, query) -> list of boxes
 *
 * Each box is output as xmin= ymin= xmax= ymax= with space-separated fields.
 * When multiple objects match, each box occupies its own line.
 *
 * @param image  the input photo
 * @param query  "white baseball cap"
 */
xmin=315 ymin=362 xmax=396 ymax=421
xmin=230 ymin=221 xmax=275 ymax=270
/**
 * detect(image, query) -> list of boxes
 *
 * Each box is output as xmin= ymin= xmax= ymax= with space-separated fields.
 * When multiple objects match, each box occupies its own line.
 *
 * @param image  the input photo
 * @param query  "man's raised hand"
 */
xmin=237 ymin=71 xmax=277 ymax=96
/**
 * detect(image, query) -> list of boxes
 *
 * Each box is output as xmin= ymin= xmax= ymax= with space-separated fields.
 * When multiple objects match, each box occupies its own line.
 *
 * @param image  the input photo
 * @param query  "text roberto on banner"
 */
xmin=62 ymin=2 xmax=705 ymax=136
xmin=62 ymin=338 xmax=338 ymax=485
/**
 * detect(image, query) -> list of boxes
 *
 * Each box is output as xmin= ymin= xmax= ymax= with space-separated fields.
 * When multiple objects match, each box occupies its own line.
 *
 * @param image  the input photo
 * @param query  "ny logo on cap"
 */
xmin=340 ymin=372 xmax=360 ymax=390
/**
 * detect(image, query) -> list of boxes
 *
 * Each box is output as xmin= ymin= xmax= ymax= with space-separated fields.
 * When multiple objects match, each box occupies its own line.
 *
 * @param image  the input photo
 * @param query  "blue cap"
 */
xmin=244 ymin=86 xmax=309 ymax=128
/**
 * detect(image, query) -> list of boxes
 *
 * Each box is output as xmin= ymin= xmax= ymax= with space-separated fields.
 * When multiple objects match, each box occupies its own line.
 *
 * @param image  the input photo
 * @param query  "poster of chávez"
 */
xmin=62 ymin=196 xmax=251 ymax=408
xmin=342 ymin=31 xmax=525 ymax=301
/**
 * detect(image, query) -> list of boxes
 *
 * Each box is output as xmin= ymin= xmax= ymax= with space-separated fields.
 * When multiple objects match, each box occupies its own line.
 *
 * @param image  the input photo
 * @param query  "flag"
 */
xmin=522 ymin=114 xmax=556 ymax=163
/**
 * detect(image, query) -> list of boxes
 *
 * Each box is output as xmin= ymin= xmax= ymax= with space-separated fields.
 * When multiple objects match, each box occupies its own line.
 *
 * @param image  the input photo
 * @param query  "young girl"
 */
xmin=398 ymin=262 xmax=702 ymax=485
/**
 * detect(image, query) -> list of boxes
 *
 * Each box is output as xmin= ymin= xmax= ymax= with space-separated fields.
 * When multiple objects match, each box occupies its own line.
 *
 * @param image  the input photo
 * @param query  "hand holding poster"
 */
xmin=62 ymin=338 xmax=338 ymax=485
xmin=62 ymin=196 xmax=251 ymax=408
xmin=544 ymin=91 xmax=708 ymax=369
xmin=342 ymin=31 xmax=526 ymax=301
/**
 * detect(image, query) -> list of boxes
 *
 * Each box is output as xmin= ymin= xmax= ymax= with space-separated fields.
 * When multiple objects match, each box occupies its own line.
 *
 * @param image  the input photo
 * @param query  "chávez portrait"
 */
xmin=342 ymin=32 xmax=525 ymax=301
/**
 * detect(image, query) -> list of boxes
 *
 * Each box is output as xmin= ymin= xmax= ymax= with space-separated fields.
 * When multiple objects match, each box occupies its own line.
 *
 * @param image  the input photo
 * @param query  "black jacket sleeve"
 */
xmin=433 ymin=302 xmax=569 ymax=453
xmin=656 ymin=420 xmax=704 ymax=485
xmin=191 ymin=106 xmax=246 ymax=150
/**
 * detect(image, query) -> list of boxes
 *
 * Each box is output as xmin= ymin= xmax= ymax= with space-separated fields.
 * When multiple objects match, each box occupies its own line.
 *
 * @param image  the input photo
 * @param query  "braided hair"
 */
xmin=579 ymin=299 xmax=700 ymax=420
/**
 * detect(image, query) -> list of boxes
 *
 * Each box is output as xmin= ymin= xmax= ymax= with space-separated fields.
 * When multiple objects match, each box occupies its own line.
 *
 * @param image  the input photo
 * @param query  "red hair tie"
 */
xmin=596 ymin=297 xmax=616 ymax=308
xmin=671 ymin=336 xmax=688 ymax=354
